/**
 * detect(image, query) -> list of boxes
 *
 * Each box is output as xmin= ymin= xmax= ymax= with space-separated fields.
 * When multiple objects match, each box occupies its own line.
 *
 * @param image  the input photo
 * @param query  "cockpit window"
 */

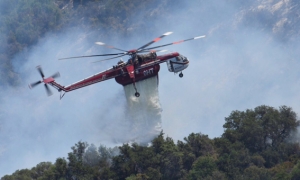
xmin=180 ymin=55 xmax=188 ymax=62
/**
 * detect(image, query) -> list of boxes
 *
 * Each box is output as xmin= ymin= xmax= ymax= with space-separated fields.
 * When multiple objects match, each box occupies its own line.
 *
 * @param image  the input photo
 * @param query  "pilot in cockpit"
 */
xmin=127 ymin=56 xmax=139 ymax=66
xmin=127 ymin=58 xmax=133 ymax=65
xmin=117 ymin=59 xmax=125 ymax=66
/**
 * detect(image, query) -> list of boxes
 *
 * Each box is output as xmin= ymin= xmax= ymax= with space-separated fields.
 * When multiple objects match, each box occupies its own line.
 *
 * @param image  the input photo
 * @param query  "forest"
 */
xmin=2 ymin=105 xmax=300 ymax=179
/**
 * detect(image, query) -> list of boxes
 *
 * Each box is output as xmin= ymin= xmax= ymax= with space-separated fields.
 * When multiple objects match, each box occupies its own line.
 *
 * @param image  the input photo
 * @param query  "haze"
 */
xmin=1 ymin=0 xmax=300 ymax=176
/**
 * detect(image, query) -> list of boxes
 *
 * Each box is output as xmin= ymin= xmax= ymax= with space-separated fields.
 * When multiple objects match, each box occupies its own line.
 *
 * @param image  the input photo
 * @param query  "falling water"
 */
xmin=123 ymin=76 xmax=162 ymax=144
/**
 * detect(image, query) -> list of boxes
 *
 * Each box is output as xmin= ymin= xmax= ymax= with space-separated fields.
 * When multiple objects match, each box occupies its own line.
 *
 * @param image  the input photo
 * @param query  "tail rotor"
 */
xmin=36 ymin=66 xmax=45 ymax=78
xmin=28 ymin=66 xmax=60 ymax=96
xmin=50 ymin=72 xmax=60 ymax=79
xmin=44 ymin=84 xmax=53 ymax=96
xmin=28 ymin=80 xmax=42 ymax=89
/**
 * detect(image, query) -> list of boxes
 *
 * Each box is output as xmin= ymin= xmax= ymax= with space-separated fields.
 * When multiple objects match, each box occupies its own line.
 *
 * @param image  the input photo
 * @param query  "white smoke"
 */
xmin=123 ymin=76 xmax=162 ymax=144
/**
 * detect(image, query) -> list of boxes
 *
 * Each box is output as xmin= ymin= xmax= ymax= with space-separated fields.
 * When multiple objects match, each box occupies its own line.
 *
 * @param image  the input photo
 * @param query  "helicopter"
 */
xmin=28 ymin=32 xmax=205 ymax=99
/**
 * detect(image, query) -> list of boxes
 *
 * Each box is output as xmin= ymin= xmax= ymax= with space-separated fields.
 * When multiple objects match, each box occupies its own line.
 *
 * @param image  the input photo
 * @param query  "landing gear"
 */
xmin=179 ymin=72 xmax=183 ymax=78
xmin=135 ymin=92 xmax=140 ymax=97
xmin=133 ymin=81 xmax=140 ymax=97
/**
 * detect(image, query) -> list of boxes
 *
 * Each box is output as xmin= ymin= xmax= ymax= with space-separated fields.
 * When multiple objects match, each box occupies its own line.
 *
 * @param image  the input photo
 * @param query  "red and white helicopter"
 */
xmin=28 ymin=32 xmax=205 ymax=99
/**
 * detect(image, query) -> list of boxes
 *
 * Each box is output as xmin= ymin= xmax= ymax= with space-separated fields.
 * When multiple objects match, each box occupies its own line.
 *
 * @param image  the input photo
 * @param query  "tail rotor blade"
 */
xmin=51 ymin=72 xmax=60 ymax=79
xmin=44 ymin=84 xmax=53 ymax=96
xmin=29 ymin=81 xmax=42 ymax=89
xmin=36 ymin=66 xmax=45 ymax=78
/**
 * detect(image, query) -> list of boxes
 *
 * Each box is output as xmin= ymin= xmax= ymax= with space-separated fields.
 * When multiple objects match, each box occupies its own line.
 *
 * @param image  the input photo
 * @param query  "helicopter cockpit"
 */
xmin=166 ymin=54 xmax=189 ymax=74
xmin=112 ymin=59 xmax=126 ymax=69
xmin=125 ymin=52 xmax=157 ymax=65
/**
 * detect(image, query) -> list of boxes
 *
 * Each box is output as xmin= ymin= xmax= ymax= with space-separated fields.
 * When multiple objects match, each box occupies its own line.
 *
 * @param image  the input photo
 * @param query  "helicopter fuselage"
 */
xmin=49 ymin=52 xmax=189 ymax=95
xmin=29 ymin=32 xmax=204 ymax=98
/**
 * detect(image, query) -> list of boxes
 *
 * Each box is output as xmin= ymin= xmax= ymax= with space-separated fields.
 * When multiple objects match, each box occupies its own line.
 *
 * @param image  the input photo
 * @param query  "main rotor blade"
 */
xmin=44 ymin=84 xmax=53 ymax=96
xmin=137 ymin=32 xmax=173 ymax=51
xmin=50 ymin=72 xmax=60 ymax=79
xmin=36 ymin=66 xmax=45 ymax=78
xmin=92 ymin=54 xmax=127 ymax=63
xmin=58 ymin=53 xmax=125 ymax=60
xmin=141 ymin=35 xmax=206 ymax=51
xmin=139 ymin=49 xmax=168 ymax=53
xmin=29 ymin=81 xmax=42 ymax=89
xmin=95 ymin=42 xmax=127 ymax=52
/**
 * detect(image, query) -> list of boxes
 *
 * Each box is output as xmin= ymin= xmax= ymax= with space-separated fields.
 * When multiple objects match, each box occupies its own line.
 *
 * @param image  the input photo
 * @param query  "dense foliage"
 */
xmin=2 ymin=105 xmax=300 ymax=179
xmin=0 ymin=0 xmax=65 ymax=86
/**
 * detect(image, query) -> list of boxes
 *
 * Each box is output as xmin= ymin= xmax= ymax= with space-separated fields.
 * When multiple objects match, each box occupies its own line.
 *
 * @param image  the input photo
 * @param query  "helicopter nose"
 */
xmin=183 ymin=56 xmax=189 ymax=63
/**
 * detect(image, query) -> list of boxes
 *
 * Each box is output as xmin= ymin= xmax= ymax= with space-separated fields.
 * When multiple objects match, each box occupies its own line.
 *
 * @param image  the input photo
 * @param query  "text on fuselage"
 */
xmin=143 ymin=68 xmax=154 ymax=76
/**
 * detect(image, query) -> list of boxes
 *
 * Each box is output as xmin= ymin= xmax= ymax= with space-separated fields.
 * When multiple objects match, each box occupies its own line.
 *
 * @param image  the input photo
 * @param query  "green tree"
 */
xmin=222 ymin=105 xmax=300 ymax=168
xmin=66 ymin=141 xmax=95 ymax=179
xmin=83 ymin=143 xmax=100 ymax=167
xmin=54 ymin=158 xmax=67 ymax=179
xmin=214 ymin=138 xmax=250 ymax=179
xmin=31 ymin=162 xmax=55 ymax=179
xmin=290 ymin=162 xmax=300 ymax=180
xmin=250 ymin=155 xmax=266 ymax=167
xmin=243 ymin=166 xmax=271 ymax=180
xmin=223 ymin=105 xmax=299 ymax=153
xmin=178 ymin=133 xmax=215 ymax=171
xmin=2 ymin=169 xmax=33 ymax=180
xmin=188 ymin=156 xmax=217 ymax=179
xmin=159 ymin=137 xmax=184 ymax=180
xmin=270 ymin=161 xmax=294 ymax=180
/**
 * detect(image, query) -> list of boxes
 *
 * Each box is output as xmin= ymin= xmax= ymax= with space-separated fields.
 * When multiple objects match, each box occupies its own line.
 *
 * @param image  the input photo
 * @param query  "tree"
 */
xmin=222 ymin=105 xmax=300 ymax=168
xmin=178 ymin=133 xmax=215 ymax=171
xmin=290 ymin=162 xmax=300 ymax=180
xmin=243 ymin=165 xmax=271 ymax=180
xmin=54 ymin=158 xmax=67 ymax=179
xmin=181 ymin=133 xmax=215 ymax=157
xmin=223 ymin=105 xmax=299 ymax=153
xmin=83 ymin=143 xmax=100 ymax=167
xmin=188 ymin=156 xmax=217 ymax=179
xmin=2 ymin=169 xmax=33 ymax=180
xmin=215 ymin=139 xmax=251 ymax=179
xmin=159 ymin=137 xmax=184 ymax=180
xmin=66 ymin=141 xmax=95 ymax=179
xmin=31 ymin=162 xmax=55 ymax=179
xmin=269 ymin=161 xmax=294 ymax=180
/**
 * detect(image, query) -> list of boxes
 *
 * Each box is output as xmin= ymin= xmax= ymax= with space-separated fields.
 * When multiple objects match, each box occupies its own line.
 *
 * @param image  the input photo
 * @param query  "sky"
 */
xmin=1 ymin=0 xmax=300 ymax=176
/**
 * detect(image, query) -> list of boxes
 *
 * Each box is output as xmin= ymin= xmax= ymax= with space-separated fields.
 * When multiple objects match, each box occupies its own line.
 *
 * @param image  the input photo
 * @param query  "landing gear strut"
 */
xmin=133 ymin=81 xmax=140 ymax=97
xmin=179 ymin=72 xmax=183 ymax=78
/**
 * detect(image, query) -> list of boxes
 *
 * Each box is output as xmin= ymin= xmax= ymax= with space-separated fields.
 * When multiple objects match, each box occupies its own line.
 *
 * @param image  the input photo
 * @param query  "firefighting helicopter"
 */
xmin=28 ymin=32 xmax=205 ymax=99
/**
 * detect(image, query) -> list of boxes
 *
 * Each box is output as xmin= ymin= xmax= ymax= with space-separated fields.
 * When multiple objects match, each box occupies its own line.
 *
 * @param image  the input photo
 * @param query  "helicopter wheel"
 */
xmin=135 ymin=92 xmax=140 ymax=97
xmin=179 ymin=72 xmax=183 ymax=78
